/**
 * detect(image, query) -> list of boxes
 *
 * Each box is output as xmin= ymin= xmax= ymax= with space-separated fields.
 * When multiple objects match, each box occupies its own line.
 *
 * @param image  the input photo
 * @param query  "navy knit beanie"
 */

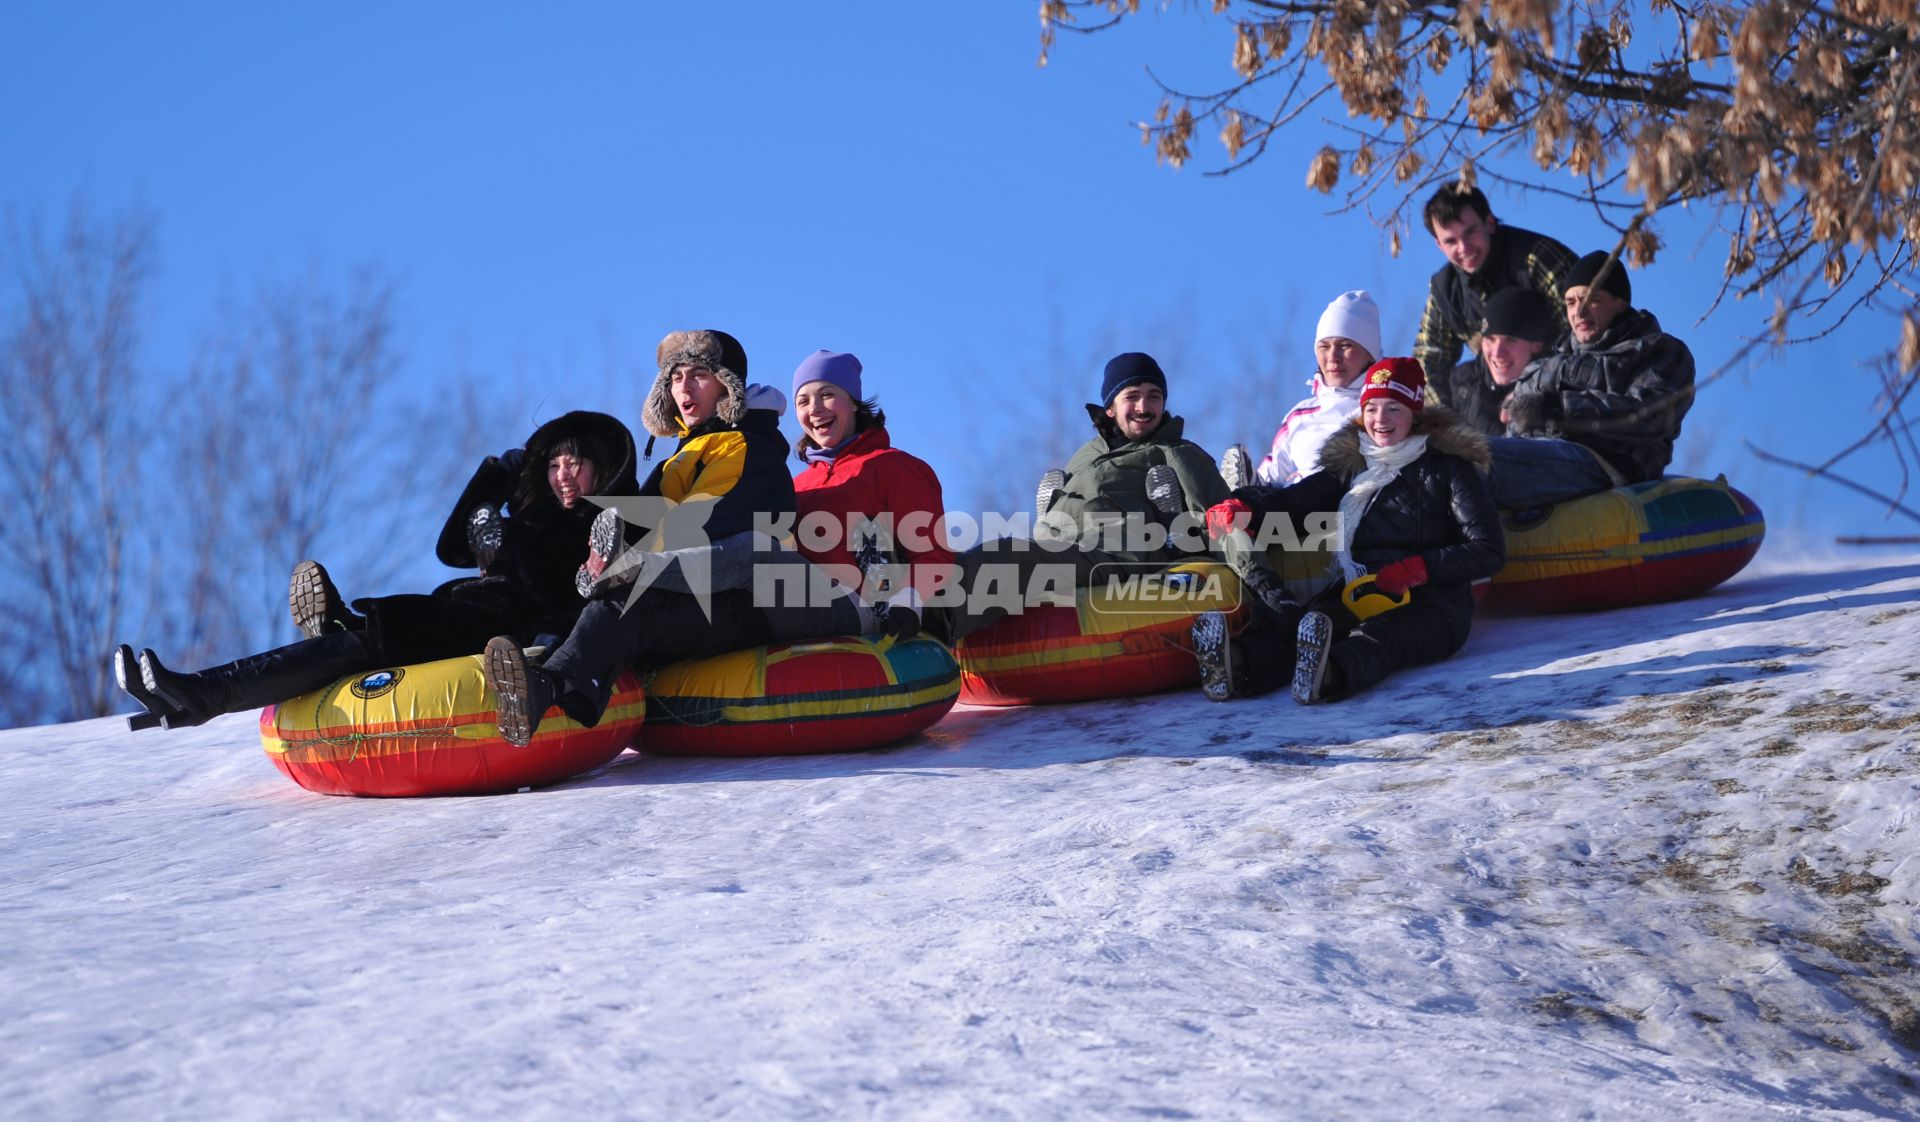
xmin=1100 ymin=352 xmax=1168 ymax=407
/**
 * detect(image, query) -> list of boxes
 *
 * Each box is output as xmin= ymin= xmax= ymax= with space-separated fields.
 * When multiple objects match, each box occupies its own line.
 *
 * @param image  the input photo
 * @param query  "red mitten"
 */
xmin=1205 ymin=498 xmax=1254 ymax=540
xmin=1374 ymin=556 xmax=1428 ymax=597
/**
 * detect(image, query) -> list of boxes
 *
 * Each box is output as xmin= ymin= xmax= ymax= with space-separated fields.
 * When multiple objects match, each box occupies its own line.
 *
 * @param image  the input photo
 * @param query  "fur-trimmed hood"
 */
xmin=1314 ymin=405 xmax=1491 ymax=480
xmin=642 ymin=329 xmax=749 ymax=438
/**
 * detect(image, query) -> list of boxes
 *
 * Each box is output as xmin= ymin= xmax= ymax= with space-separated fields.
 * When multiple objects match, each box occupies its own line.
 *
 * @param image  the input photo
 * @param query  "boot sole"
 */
xmin=1191 ymin=611 xmax=1234 ymax=702
xmin=1291 ymin=612 xmax=1334 ymax=704
xmin=577 ymin=507 xmax=627 ymax=599
xmin=1145 ymin=463 xmax=1186 ymax=516
xmin=290 ymin=560 xmax=341 ymax=640
xmin=484 ymin=637 xmax=538 ymax=748
xmin=1035 ymin=469 xmax=1067 ymax=518
xmin=1220 ymin=445 xmax=1254 ymax=492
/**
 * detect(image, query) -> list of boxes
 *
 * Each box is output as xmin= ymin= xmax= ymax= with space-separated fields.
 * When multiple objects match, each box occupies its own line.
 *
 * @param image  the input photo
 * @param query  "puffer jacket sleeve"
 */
xmin=1417 ymin=456 xmax=1505 ymax=585
xmin=1233 ymin=468 xmax=1347 ymax=526
xmin=1520 ymin=330 xmax=1694 ymax=447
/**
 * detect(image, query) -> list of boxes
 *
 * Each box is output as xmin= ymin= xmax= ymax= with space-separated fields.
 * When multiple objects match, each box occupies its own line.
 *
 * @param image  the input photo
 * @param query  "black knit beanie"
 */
xmin=1563 ymin=252 xmax=1632 ymax=304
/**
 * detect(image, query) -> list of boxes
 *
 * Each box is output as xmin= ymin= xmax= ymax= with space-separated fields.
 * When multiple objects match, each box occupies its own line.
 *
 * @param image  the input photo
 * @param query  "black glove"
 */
xmin=467 ymin=504 xmax=504 ymax=572
xmin=1504 ymin=391 xmax=1556 ymax=436
xmin=877 ymin=602 xmax=922 ymax=642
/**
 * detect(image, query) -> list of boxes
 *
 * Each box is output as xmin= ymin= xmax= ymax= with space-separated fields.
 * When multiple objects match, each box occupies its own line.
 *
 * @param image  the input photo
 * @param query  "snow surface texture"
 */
xmin=3 ymin=556 xmax=1918 ymax=1122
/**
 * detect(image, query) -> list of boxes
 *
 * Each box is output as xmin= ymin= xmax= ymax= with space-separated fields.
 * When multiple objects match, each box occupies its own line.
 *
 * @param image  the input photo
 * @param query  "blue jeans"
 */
xmin=1488 ymin=437 xmax=1618 ymax=509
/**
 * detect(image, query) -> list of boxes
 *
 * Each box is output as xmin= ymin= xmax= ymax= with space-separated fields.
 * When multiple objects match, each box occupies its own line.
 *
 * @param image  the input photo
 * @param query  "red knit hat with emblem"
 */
xmin=1357 ymin=357 xmax=1426 ymax=411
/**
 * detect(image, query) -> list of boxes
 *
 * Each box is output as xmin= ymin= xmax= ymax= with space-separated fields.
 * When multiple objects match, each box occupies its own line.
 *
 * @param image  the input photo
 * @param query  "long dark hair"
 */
xmin=794 ymin=396 xmax=886 ymax=459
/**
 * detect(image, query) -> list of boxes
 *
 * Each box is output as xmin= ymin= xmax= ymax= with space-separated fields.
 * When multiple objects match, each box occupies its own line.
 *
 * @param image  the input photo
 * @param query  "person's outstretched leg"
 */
xmin=136 ymin=631 xmax=377 ymax=729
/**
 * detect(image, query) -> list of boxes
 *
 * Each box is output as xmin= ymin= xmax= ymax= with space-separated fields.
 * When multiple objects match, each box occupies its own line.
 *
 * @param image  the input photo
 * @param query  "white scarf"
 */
xmin=1333 ymin=434 xmax=1428 ymax=583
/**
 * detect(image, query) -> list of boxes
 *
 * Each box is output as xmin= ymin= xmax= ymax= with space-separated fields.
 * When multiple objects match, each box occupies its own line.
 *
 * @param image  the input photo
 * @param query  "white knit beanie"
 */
xmin=1313 ymin=290 xmax=1383 ymax=362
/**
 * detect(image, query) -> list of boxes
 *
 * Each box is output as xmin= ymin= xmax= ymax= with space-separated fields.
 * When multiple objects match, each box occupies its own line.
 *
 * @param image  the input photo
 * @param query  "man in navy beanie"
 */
xmin=947 ymin=351 xmax=1229 ymax=639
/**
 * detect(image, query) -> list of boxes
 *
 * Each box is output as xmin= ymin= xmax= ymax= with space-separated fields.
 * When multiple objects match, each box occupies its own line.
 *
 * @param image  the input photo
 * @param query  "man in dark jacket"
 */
xmin=1434 ymin=287 xmax=1557 ymax=438
xmin=1490 ymin=252 xmax=1697 ymax=509
xmin=1412 ymin=183 xmax=1577 ymax=386
xmin=949 ymin=352 xmax=1230 ymax=639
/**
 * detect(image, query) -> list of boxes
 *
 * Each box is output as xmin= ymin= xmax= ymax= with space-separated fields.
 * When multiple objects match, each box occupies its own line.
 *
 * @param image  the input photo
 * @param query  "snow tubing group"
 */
xmin=256 ymin=480 xmax=1761 ymax=795
xmin=259 ymin=653 xmax=647 ymax=798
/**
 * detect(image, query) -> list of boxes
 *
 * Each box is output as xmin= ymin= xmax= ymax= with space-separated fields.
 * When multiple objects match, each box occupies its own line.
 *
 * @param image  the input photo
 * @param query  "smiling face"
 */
xmin=1431 ymin=209 xmax=1495 ymax=275
xmin=1564 ymin=284 xmax=1627 ymax=344
xmin=547 ymin=452 xmax=597 ymax=508
xmin=1315 ymin=336 xmax=1375 ymax=388
xmin=1106 ymin=383 xmax=1167 ymax=440
xmin=794 ymin=380 xmax=857 ymax=449
xmin=671 ymin=364 xmax=725 ymax=426
xmin=1482 ymin=333 xmax=1545 ymax=386
xmin=1361 ymin=398 xmax=1416 ymax=448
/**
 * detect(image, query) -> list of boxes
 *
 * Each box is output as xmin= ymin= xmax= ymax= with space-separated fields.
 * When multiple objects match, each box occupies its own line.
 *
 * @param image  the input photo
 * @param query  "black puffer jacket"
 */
xmin=359 ymin=411 xmax=639 ymax=662
xmin=1504 ymin=307 xmax=1695 ymax=484
xmin=1234 ymin=407 xmax=1504 ymax=638
xmin=1433 ymin=356 xmax=1517 ymax=439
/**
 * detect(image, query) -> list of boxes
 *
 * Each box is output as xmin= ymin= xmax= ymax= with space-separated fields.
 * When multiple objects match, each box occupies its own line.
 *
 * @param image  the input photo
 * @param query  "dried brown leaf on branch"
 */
xmin=1042 ymin=0 xmax=1920 ymax=525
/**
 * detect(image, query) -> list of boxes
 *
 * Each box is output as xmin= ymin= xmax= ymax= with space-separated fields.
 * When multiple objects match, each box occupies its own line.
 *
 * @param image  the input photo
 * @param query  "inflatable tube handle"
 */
xmin=1341 ymin=574 xmax=1410 ymax=621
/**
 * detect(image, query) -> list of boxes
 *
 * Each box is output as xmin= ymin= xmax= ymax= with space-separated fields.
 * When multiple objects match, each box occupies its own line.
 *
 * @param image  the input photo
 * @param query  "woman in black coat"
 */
xmin=1197 ymin=358 xmax=1504 ymax=702
xmin=115 ymin=410 xmax=638 ymax=729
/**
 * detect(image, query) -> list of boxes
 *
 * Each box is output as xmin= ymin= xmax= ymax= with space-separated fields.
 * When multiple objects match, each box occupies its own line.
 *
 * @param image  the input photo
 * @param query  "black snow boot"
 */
xmin=139 ymin=631 xmax=375 ymax=729
xmin=1035 ymin=468 xmax=1067 ymax=517
xmin=289 ymin=560 xmax=359 ymax=640
xmin=484 ymin=636 xmax=561 ymax=747
xmin=114 ymin=644 xmax=181 ymax=730
xmin=1145 ymin=463 xmax=1186 ymax=517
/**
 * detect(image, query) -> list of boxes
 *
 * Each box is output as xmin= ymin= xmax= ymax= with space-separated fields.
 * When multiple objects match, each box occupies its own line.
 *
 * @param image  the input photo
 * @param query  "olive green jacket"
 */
xmin=1036 ymin=407 xmax=1230 ymax=567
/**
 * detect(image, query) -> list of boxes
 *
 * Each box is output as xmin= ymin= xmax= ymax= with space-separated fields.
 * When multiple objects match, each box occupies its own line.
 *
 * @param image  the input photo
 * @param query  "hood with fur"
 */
xmin=1315 ymin=405 xmax=1491 ymax=480
xmin=642 ymin=329 xmax=749 ymax=438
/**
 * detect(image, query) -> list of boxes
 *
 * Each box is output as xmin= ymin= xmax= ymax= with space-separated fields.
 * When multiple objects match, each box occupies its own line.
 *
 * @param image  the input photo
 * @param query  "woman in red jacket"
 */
xmin=789 ymin=349 xmax=953 ymax=639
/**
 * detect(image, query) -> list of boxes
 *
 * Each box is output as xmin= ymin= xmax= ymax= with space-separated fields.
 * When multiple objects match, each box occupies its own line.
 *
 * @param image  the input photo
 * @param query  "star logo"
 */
xmin=584 ymin=494 xmax=723 ymax=621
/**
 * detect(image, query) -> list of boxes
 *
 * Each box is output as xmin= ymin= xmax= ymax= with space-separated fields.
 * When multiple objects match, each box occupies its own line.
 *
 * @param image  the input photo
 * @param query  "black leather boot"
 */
xmin=140 ymin=631 xmax=376 ymax=729
xmin=114 ymin=644 xmax=181 ymax=730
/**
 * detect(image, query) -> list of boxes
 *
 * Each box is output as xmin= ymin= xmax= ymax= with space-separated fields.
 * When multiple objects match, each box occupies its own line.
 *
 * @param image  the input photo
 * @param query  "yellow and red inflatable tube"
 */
xmin=956 ymin=561 xmax=1248 ymax=706
xmin=260 ymin=653 xmax=645 ymax=797
xmin=641 ymin=635 xmax=960 ymax=757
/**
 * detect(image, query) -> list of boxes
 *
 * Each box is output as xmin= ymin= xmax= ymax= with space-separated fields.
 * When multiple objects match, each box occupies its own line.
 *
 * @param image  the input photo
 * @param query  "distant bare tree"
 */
xmin=0 ymin=198 xmax=502 ymax=727
xmin=164 ymin=267 xmax=416 ymax=664
xmin=0 ymin=202 xmax=156 ymax=723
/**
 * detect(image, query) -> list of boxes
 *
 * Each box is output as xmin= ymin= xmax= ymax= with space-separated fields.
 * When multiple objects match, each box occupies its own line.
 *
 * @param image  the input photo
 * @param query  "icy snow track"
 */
xmin=3 ymin=555 xmax=1918 ymax=1122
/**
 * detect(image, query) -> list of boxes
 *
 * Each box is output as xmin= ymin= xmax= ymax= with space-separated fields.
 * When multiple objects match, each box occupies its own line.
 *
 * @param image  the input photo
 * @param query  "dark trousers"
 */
xmin=1236 ymin=584 xmax=1467 ymax=700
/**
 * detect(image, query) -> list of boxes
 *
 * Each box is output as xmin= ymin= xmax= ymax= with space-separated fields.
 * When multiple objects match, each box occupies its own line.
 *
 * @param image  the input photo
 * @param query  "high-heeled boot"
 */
xmin=139 ymin=631 xmax=377 ymax=729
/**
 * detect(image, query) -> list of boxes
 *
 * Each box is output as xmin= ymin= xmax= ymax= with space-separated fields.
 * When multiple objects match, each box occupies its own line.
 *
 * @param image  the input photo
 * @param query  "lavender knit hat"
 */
xmin=791 ymin=350 xmax=864 ymax=403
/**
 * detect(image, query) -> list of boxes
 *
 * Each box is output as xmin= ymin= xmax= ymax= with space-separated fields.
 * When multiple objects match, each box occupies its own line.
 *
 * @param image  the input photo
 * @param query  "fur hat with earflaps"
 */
xmin=642 ymin=329 xmax=750 ymax=437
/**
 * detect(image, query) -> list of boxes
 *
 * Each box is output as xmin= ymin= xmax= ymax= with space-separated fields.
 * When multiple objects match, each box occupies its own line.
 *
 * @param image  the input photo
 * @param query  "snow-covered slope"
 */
xmin=4 ymin=556 xmax=1918 ymax=1122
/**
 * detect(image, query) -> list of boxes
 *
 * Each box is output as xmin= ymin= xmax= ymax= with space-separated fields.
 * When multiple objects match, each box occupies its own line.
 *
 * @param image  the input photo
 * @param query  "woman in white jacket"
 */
xmin=1251 ymin=290 xmax=1383 ymax=486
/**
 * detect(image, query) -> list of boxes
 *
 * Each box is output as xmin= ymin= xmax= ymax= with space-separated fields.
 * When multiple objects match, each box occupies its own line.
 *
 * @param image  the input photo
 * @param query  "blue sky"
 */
xmin=4 ymin=2 xmax=1908 ymax=589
